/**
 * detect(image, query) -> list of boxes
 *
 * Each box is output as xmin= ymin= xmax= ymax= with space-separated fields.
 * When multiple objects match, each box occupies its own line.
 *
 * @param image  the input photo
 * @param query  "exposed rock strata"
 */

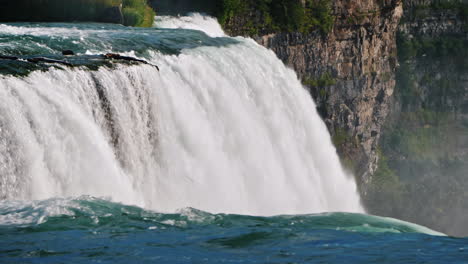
xmin=373 ymin=0 xmax=468 ymax=236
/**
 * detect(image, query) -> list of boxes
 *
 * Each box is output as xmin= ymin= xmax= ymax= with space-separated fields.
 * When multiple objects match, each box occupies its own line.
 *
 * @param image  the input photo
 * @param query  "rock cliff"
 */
xmin=370 ymin=0 xmax=468 ymax=236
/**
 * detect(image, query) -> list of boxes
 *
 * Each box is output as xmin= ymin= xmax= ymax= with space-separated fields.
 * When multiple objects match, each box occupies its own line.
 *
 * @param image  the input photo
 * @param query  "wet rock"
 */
xmin=103 ymin=53 xmax=159 ymax=71
xmin=0 ymin=55 xmax=19 ymax=60
xmin=27 ymin=57 xmax=72 ymax=66
xmin=62 ymin=50 xmax=75 ymax=56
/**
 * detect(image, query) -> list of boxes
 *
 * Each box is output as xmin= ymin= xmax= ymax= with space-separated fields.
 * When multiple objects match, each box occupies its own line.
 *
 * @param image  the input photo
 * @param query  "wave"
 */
xmin=0 ymin=197 xmax=444 ymax=236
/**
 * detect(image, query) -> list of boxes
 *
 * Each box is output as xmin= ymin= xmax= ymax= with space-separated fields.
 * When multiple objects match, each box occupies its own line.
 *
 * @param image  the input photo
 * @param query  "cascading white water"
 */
xmin=0 ymin=15 xmax=363 ymax=215
xmin=154 ymin=13 xmax=226 ymax=37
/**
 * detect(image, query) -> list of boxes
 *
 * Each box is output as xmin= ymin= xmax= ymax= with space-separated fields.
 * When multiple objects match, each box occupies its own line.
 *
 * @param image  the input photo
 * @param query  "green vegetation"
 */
xmin=216 ymin=0 xmax=247 ymax=26
xmin=398 ymin=35 xmax=468 ymax=63
xmin=405 ymin=0 xmax=468 ymax=22
xmin=396 ymin=32 xmax=468 ymax=108
xmin=414 ymin=0 xmax=468 ymax=14
xmin=122 ymin=0 xmax=155 ymax=27
xmin=366 ymin=28 xmax=468 ymax=235
xmin=0 ymin=0 xmax=155 ymax=27
xmin=304 ymin=72 xmax=336 ymax=98
xmin=332 ymin=128 xmax=349 ymax=147
xmin=367 ymin=108 xmax=467 ymax=230
xmin=216 ymin=0 xmax=334 ymax=35
xmin=384 ymin=111 xmax=453 ymax=160
xmin=303 ymin=0 xmax=334 ymax=33
xmin=366 ymin=148 xmax=403 ymax=215
xmin=304 ymin=72 xmax=336 ymax=87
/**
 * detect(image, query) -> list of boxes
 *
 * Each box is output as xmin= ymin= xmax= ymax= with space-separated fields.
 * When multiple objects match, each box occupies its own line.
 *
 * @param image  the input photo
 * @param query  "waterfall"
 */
xmin=154 ymin=13 xmax=226 ymax=37
xmin=0 ymin=15 xmax=363 ymax=215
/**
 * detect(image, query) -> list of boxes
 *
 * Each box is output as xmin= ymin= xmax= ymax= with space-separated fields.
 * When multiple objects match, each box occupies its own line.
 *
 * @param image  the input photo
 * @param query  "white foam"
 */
xmin=155 ymin=13 xmax=225 ymax=37
xmin=0 ymin=198 xmax=76 ymax=225
xmin=0 ymin=24 xmax=106 ymax=37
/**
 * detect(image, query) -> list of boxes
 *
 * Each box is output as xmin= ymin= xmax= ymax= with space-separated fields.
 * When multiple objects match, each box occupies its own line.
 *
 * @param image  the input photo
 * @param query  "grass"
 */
xmin=304 ymin=72 xmax=336 ymax=87
xmin=332 ymin=128 xmax=349 ymax=146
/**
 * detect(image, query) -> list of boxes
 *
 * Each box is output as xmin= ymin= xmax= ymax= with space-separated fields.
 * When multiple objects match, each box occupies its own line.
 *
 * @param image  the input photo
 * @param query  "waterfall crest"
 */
xmin=0 ymin=15 xmax=363 ymax=215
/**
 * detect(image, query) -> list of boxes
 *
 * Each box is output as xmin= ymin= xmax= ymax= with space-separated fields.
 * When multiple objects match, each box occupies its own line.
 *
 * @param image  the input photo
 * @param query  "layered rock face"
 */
xmin=223 ymin=0 xmax=403 ymax=189
xmin=371 ymin=0 xmax=468 ymax=236
xmin=399 ymin=0 xmax=467 ymax=36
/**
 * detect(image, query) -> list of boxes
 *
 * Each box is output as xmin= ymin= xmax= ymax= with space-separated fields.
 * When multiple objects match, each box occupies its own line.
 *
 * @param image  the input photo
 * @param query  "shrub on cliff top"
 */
xmin=303 ymin=0 xmax=334 ymax=33
xmin=216 ymin=0 xmax=334 ymax=35
xmin=216 ymin=0 xmax=247 ymax=26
